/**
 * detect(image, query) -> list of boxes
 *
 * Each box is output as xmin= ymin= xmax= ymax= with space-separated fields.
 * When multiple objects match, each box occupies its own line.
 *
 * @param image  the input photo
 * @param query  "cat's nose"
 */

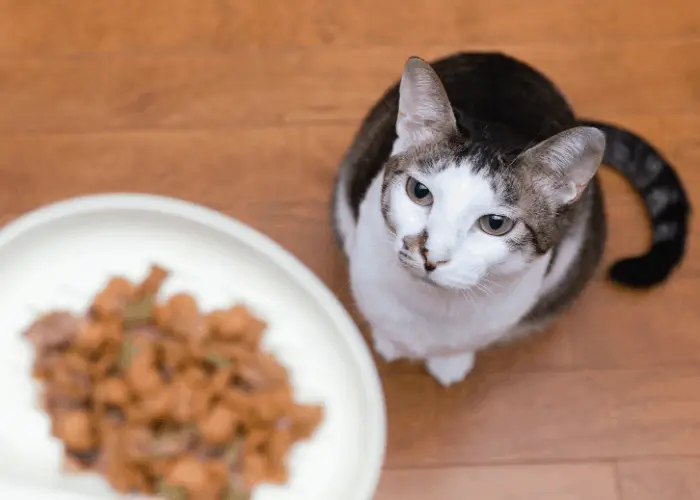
xmin=420 ymin=247 xmax=449 ymax=272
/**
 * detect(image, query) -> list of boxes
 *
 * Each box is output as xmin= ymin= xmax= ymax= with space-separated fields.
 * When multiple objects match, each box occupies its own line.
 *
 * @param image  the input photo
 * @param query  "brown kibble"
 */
xmin=151 ymin=457 xmax=176 ymax=477
xmin=264 ymin=462 xmax=289 ymax=485
xmin=32 ymin=351 xmax=62 ymax=380
xmin=191 ymin=388 xmax=212 ymax=420
xmin=138 ymin=265 xmax=169 ymax=297
xmin=101 ymin=318 xmax=123 ymax=344
xmin=166 ymin=456 xmax=209 ymax=492
xmin=210 ymin=367 xmax=234 ymax=394
xmin=92 ymin=277 xmax=135 ymax=318
xmin=50 ymin=364 xmax=91 ymax=399
xmin=182 ymin=365 xmax=207 ymax=388
xmin=290 ymin=404 xmax=325 ymax=440
xmin=164 ymin=293 xmax=206 ymax=341
xmin=151 ymin=427 xmax=196 ymax=458
xmin=211 ymin=306 xmax=266 ymax=346
xmin=198 ymin=405 xmax=239 ymax=445
xmin=73 ymin=322 xmax=107 ymax=353
xmin=92 ymin=349 xmax=118 ymax=379
xmin=54 ymin=411 xmax=96 ymax=451
xmin=95 ymin=378 xmax=130 ymax=407
xmin=161 ymin=338 xmax=188 ymax=369
xmin=23 ymin=311 xmax=84 ymax=351
xmin=23 ymin=264 xmax=324 ymax=497
xmin=138 ymin=388 xmax=172 ymax=421
xmin=222 ymin=389 xmax=256 ymax=421
xmin=62 ymin=351 xmax=90 ymax=374
xmin=170 ymin=379 xmax=194 ymax=423
xmin=268 ymin=426 xmax=293 ymax=461
xmin=244 ymin=427 xmax=269 ymax=457
xmin=207 ymin=342 xmax=253 ymax=365
xmin=128 ymin=367 xmax=162 ymax=395
xmin=123 ymin=425 xmax=155 ymax=460
xmin=104 ymin=459 xmax=141 ymax=494
xmin=208 ymin=459 xmax=228 ymax=483
xmin=244 ymin=452 xmax=268 ymax=489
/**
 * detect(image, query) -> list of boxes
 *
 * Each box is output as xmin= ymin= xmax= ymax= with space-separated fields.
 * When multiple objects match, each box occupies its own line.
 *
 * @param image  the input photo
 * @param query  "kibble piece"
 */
xmin=268 ymin=426 xmax=293 ymax=464
xmin=198 ymin=404 xmax=239 ymax=445
xmin=123 ymin=425 xmax=155 ymax=460
xmin=92 ymin=277 xmax=135 ymax=318
xmin=290 ymin=404 xmax=325 ymax=440
xmin=165 ymin=456 xmax=210 ymax=494
xmin=54 ymin=411 xmax=96 ymax=451
xmin=50 ymin=363 xmax=92 ymax=400
xmin=73 ymin=322 xmax=107 ymax=353
xmin=138 ymin=265 xmax=169 ymax=296
xmin=244 ymin=452 xmax=268 ymax=488
xmin=95 ymin=377 xmax=130 ymax=407
xmin=151 ymin=457 xmax=176 ymax=477
xmin=161 ymin=338 xmax=188 ymax=369
xmin=212 ymin=306 xmax=266 ymax=347
xmin=163 ymin=294 xmax=206 ymax=342
xmin=23 ymin=311 xmax=84 ymax=351
xmin=170 ymin=379 xmax=194 ymax=423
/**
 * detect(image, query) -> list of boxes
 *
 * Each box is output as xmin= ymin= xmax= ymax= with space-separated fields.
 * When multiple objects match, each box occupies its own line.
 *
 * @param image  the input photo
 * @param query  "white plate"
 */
xmin=0 ymin=194 xmax=386 ymax=500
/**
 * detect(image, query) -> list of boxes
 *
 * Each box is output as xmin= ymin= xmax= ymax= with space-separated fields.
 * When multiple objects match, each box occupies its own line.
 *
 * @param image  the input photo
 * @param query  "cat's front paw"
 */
xmin=426 ymin=352 xmax=476 ymax=387
xmin=372 ymin=334 xmax=402 ymax=362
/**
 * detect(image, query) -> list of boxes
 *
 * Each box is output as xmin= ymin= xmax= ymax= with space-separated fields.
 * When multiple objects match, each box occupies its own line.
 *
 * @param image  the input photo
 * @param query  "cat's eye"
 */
xmin=478 ymin=215 xmax=515 ymax=236
xmin=406 ymin=177 xmax=433 ymax=206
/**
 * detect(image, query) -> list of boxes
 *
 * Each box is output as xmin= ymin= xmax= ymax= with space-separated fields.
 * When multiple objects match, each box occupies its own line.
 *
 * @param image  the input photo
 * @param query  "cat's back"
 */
xmin=333 ymin=52 xmax=578 ymax=239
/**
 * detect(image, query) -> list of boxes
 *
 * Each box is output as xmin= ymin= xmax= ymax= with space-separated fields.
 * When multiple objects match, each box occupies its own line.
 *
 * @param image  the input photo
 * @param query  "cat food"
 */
xmin=23 ymin=265 xmax=324 ymax=499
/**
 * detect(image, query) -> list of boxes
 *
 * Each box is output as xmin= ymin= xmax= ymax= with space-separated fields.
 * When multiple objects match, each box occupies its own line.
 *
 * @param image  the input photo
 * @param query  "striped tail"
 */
xmin=578 ymin=119 xmax=691 ymax=288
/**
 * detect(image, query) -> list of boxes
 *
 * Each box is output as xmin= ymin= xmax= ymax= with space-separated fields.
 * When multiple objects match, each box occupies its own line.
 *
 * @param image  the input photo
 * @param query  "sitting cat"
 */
xmin=332 ymin=53 xmax=690 ymax=386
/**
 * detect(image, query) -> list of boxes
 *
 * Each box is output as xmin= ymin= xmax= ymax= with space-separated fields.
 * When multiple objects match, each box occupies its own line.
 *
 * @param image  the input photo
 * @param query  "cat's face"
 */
xmin=380 ymin=57 xmax=605 ymax=290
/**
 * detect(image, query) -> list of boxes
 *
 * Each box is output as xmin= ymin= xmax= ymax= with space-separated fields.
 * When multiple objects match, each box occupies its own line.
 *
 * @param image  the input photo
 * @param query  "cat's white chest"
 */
xmin=348 ymin=175 xmax=547 ymax=363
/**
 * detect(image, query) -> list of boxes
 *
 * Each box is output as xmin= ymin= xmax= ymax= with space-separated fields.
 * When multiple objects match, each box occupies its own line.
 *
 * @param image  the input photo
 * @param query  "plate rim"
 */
xmin=0 ymin=193 xmax=387 ymax=500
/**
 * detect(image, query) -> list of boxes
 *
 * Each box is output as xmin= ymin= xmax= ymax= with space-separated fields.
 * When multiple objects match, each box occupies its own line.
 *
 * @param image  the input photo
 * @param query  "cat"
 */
xmin=331 ymin=52 xmax=691 ymax=386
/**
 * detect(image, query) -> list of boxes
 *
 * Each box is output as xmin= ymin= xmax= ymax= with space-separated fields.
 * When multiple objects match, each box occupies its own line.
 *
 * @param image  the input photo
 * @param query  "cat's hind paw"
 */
xmin=426 ymin=352 xmax=476 ymax=387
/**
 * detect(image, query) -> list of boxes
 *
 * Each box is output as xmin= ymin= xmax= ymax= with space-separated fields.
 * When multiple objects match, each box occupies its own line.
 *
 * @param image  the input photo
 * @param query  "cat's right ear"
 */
xmin=395 ymin=57 xmax=457 ymax=154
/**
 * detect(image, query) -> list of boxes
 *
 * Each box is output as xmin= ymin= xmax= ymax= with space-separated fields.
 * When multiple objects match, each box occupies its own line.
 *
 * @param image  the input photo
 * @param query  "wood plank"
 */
xmin=382 ymin=367 xmax=700 ymax=467
xmin=0 ymin=0 xmax=226 ymax=56
xmin=376 ymin=464 xmax=619 ymax=500
xmin=328 ymin=0 xmax=700 ymax=47
xmin=0 ymin=41 xmax=698 ymax=134
xmin=563 ymin=276 xmax=700 ymax=370
xmin=0 ymin=0 xmax=696 ymax=56
xmin=617 ymin=459 xmax=700 ymax=500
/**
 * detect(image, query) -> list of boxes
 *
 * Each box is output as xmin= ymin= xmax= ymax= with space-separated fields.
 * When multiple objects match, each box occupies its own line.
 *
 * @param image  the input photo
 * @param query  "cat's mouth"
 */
xmin=398 ymin=250 xmax=442 ymax=287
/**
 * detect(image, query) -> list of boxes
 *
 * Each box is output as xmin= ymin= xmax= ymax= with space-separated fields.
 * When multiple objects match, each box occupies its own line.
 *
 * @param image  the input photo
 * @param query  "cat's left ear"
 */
xmin=522 ymin=126 xmax=606 ymax=205
xmin=395 ymin=56 xmax=457 ymax=153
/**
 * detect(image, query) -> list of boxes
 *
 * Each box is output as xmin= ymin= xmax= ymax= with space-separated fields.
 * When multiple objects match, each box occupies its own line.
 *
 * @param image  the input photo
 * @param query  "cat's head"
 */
xmin=381 ymin=56 xmax=606 ymax=290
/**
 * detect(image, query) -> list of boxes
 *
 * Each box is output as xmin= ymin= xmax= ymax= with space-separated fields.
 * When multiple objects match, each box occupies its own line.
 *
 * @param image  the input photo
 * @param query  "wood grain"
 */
xmin=376 ymin=464 xmax=619 ymax=500
xmin=0 ymin=42 xmax=698 ymax=134
xmin=0 ymin=0 xmax=698 ymax=56
xmin=1 ymin=1 xmax=698 ymax=498
xmin=383 ymin=368 xmax=700 ymax=467
xmin=618 ymin=460 xmax=700 ymax=500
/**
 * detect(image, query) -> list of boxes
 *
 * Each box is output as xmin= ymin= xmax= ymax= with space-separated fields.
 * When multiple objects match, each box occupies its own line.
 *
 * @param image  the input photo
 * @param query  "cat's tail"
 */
xmin=577 ymin=119 xmax=691 ymax=288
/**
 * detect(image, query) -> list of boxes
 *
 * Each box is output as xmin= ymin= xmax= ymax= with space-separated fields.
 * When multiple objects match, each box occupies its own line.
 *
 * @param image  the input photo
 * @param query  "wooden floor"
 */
xmin=1 ymin=1 xmax=698 ymax=499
